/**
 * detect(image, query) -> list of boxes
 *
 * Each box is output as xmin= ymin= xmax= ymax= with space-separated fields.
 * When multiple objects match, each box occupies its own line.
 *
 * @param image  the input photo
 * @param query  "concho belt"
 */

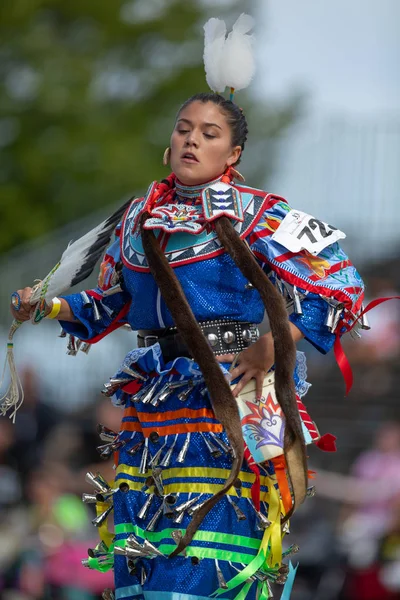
xmin=137 ymin=320 xmax=260 ymax=360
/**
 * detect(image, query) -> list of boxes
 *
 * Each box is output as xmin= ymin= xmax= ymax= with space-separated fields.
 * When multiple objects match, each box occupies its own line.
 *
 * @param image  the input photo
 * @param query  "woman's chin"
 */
xmin=174 ymin=167 xmax=222 ymax=187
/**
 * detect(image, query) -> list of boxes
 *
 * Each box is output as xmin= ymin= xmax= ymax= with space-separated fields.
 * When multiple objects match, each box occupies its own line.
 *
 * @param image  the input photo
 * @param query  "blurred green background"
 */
xmin=0 ymin=0 xmax=299 ymax=255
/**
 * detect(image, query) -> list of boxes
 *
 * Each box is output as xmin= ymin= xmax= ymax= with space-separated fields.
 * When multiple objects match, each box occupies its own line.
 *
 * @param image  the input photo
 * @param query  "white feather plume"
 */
xmin=222 ymin=14 xmax=256 ymax=92
xmin=203 ymin=13 xmax=255 ymax=95
xmin=203 ymin=18 xmax=227 ymax=93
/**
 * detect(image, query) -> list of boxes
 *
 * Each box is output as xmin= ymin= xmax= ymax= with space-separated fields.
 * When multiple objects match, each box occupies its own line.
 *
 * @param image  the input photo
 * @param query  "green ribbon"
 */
xmin=233 ymin=581 xmax=254 ymax=600
xmin=114 ymin=523 xmax=261 ymax=551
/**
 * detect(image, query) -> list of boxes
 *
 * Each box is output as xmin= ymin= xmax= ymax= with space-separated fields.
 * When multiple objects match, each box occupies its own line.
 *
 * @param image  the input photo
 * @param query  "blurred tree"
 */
xmin=0 ymin=0 xmax=301 ymax=254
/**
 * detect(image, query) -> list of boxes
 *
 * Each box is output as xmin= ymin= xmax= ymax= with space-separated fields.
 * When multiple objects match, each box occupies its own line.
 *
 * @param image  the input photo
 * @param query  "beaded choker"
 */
xmin=175 ymin=175 xmax=224 ymax=203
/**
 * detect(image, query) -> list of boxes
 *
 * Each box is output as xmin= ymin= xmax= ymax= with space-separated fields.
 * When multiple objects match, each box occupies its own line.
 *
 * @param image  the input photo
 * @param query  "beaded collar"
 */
xmin=175 ymin=174 xmax=224 ymax=204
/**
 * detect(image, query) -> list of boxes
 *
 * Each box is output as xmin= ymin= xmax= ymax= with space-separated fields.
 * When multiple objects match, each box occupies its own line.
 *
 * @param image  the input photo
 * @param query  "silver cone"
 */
xmin=102 ymin=283 xmax=123 ymax=297
xmin=202 ymin=434 xmax=222 ymax=458
xmin=151 ymin=467 xmax=164 ymax=496
xmin=97 ymin=424 xmax=119 ymax=443
xmin=215 ymin=559 xmax=228 ymax=589
xmin=139 ymin=438 xmax=149 ymax=474
xmin=141 ymin=567 xmax=147 ymax=586
xmin=226 ymin=495 xmax=246 ymax=521
xmin=141 ymin=379 xmax=161 ymax=405
xmin=306 ymin=486 xmax=316 ymax=498
xmin=137 ymin=493 xmax=155 ymax=520
xmin=187 ymin=496 xmax=210 ymax=516
xmin=209 ymin=432 xmax=231 ymax=454
xmin=150 ymin=383 xmax=170 ymax=407
xmin=85 ymin=471 xmax=111 ymax=494
xmin=92 ymin=504 xmax=114 ymax=527
xmin=67 ymin=335 xmax=78 ymax=356
xmin=127 ymin=439 xmax=144 ymax=456
xmin=95 ymin=489 xmax=117 ymax=503
xmin=177 ymin=381 xmax=194 ymax=402
xmin=148 ymin=436 xmax=169 ymax=467
xmin=80 ymin=342 xmax=91 ymax=354
xmin=157 ymin=380 xmax=189 ymax=403
xmin=82 ymin=493 xmax=98 ymax=504
xmin=176 ymin=432 xmax=191 ymax=464
xmin=247 ymin=498 xmax=271 ymax=529
xmin=142 ymin=539 xmax=165 ymax=557
xmin=121 ymin=364 xmax=148 ymax=382
xmin=88 ymin=540 xmax=109 ymax=557
xmin=92 ymin=299 xmax=102 ymax=321
xmin=175 ymin=494 xmax=202 ymax=514
xmin=293 ymin=286 xmax=303 ymax=314
xmin=96 ymin=444 xmax=114 ymax=460
xmin=159 ymin=434 xmax=178 ymax=468
xmin=102 ymin=589 xmax=115 ymax=600
xmin=126 ymin=533 xmax=142 ymax=548
xmin=173 ymin=509 xmax=185 ymax=524
xmin=282 ymin=522 xmax=290 ymax=535
xmin=145 ymin=504 xmax=164 ymax=532
xmin=80 ymin=290 xmax=92 ymax=308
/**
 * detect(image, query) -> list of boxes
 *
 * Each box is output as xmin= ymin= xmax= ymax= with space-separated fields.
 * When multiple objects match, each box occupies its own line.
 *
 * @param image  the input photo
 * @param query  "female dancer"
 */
xmin=10 ymin=17 xmax=365 ymax=600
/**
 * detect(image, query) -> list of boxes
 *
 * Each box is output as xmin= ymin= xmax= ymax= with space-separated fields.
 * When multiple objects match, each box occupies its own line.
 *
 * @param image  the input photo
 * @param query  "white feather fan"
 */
xmin=203 ymin=13 xmax=255 ymax=94
xmin=30 ymin=199 xmax=131 ymax=304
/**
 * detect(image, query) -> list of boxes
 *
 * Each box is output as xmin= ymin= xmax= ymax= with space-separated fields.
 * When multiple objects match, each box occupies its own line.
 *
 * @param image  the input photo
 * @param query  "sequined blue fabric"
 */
xmin=58 ymin=187 xmax=356 ymax=600
xmin=289 ymin=293 xmax=335 ymax=354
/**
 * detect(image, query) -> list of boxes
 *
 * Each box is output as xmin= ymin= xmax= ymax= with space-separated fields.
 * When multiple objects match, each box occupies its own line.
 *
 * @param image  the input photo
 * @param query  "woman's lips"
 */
xmin=181 ymin=154 xmax=199 ymax=164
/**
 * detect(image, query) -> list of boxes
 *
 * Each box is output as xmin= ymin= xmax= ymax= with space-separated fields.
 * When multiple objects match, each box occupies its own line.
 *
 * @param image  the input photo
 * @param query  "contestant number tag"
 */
xmin=271 ymin=209 xmax=346 ymax=255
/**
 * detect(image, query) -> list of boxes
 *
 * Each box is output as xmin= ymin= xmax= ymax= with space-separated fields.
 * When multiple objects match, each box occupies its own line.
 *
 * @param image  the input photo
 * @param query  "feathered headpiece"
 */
xmin=203 ymin=13 xmax=256 ymax=100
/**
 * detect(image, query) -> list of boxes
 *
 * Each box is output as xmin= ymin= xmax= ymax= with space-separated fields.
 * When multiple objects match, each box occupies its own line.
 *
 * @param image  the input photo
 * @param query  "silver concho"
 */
xmin=207 ymin=333 xmax=219 ymax=347
xmin=242 ymin=329 xmax=252 ymax=343
xmin=222 ymin=331 xmax=235 ymax=345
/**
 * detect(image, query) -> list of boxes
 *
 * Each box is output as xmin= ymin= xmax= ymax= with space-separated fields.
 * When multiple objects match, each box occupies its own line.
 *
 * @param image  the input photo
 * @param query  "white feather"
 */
xmin=29 ymin=201 xmax=130 ymax=304
xmin=203 ymin=18 xmax=227 ymax=93
xmin=223 ymin=14 xmax=256 ymax=92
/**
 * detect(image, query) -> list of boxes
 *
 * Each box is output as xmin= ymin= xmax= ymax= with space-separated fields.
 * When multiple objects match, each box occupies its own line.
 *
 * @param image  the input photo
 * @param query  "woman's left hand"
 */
xmin=215 ymin=333 xmax=275 ymax=398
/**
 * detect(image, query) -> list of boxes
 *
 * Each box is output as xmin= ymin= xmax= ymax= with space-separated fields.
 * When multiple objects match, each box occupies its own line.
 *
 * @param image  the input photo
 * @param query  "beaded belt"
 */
xmin=137 ymin=320 xmax=260 ymax=361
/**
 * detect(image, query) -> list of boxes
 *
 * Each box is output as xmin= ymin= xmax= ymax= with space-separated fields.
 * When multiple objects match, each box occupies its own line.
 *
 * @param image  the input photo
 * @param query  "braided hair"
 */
xmin=177 ymin=93 xmax=248 ymax=164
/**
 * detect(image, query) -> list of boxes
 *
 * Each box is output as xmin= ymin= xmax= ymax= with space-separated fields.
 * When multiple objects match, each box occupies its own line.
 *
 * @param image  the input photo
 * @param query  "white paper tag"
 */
xmin=271 ymin=209 xmax=346 ymax=255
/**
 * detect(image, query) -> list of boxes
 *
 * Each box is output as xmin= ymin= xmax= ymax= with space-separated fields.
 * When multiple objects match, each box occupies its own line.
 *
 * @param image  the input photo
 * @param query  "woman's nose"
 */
xmin=185 ymin=132 xmax=199 ymax=148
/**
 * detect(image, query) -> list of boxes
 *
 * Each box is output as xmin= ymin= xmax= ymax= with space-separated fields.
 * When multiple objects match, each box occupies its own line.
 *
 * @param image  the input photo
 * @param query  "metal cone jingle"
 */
xmin=85 ymin=471 xmax=111 ymax=494
xmin=92 ymin=504 xmax=114 ymax=527
xmin=142 ymin=539 xmax=165 ymax=557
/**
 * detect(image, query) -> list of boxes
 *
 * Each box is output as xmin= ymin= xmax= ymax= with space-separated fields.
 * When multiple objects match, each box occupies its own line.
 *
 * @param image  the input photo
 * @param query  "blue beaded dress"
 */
xmin=60 ymin=176 xmax=364 ymax=600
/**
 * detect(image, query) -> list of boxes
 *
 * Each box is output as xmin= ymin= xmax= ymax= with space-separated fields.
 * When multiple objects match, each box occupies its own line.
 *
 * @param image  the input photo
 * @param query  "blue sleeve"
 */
xmin=288 ymin=292 xmax=336 ymax=354
xmin=58 ymin=233 xmax=131 ymax=342
xmin=59 ymin=287 xmax=130 ymax=341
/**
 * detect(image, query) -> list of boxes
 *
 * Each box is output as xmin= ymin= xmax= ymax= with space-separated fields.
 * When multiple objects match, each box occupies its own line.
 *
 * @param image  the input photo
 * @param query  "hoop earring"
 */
xmin=230 ymin=167 xmax=245 ymax=182
xmin=163 ymin=147 xmax=171 ymax=166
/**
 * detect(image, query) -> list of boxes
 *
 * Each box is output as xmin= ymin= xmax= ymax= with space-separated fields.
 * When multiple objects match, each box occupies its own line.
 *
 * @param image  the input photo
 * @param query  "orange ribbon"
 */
xmin=271 ymin=456 xmax=292 ymax=515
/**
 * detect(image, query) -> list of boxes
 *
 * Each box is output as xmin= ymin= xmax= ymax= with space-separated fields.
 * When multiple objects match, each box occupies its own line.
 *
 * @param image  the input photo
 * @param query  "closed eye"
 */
xmin=204 ymin=133 xmax=216 ymax=139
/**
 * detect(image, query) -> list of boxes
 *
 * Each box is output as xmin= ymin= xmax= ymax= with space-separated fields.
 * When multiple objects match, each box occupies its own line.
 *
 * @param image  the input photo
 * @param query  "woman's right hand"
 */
xmin=10 ymin=287 xmax=34 ymax=322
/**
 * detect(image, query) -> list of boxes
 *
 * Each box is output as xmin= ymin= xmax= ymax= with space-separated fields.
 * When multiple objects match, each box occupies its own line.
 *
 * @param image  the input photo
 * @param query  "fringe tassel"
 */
xmin=0 ymin=320 xmax=24 ymax=423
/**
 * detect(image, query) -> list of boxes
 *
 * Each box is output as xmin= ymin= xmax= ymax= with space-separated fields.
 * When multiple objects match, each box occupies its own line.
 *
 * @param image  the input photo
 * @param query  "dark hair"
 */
xmin=177 ymin=92 xmax=248 ymax=165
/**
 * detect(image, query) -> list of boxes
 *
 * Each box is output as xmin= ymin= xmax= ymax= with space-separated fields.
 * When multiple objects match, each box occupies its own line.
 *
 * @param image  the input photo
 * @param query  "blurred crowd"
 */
xmin=0 ymin=366 xmax=118 ymax=600
xmin=0 ymin=274 xmax=399 ymax=600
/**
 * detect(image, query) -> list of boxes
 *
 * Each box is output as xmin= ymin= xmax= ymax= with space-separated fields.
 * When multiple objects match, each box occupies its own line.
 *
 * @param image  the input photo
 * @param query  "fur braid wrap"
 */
xmin=140 ymin=213 xmax=244 ymax=558
xmin=214 ymin=217 xmax=308 ymax=517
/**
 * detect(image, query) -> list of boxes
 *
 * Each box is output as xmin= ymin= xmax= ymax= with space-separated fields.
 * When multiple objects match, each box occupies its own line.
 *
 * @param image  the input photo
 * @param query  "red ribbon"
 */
xmin=335 ymin=296 xmax=400 ymax=395
xmin=244 ymin=445 xmax=261 ymax=511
